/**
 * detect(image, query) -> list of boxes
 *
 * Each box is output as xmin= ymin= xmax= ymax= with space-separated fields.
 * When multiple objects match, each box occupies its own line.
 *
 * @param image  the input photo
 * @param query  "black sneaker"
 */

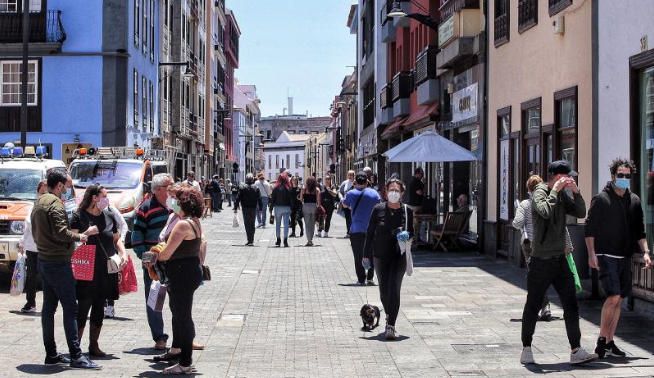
xmin=275 ymin=238 xmax=281 ymax=247
xmin=70 ymin=354 xmax=101 ymax=369
xmin=20 ymin=304 xmax=36 ymax=313
xmin=595 ymin=337 xmax=607 ymax=359
xmin=44 ymin=354 xmax=71 ymax=365
xmin=283 ymin=238 xmax=289 ymax=248
xmin=606 ymin=341 xmax=626 ymax=357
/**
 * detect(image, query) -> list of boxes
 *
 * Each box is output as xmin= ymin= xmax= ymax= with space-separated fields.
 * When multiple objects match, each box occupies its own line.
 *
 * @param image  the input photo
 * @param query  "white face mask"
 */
xmin=387 ymin=191 xmax=401 ymax=204
xmin=166 ymin=196 xmax=174 ymax=209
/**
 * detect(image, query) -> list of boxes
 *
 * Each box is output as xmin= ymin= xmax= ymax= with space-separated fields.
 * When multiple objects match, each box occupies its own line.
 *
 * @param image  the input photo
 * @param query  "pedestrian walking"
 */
xmin=208 ymin=175 xmax=221 ymax=212
xmin=339 ymin=170 xmax=355 ymax=237
xmin=289 ymin=175 xmax=304 ymax=238
xmin=343 ymin=172 xmax=381 ymax=285
xmin=270 ymin=172 xmax=293 ymax=247
xmin=513 ymin=175 xmax=553 ymax=321
xmin=520 ymin=160 xmax=598 ymax=365
xmin=255 ymin=173 xmax=272 ymax=228
xmin=32 ymin=170 xmax=99 ymax=369
xmin=18 ymin=180 xmax=47 ymax=313
xmin=585 ymin=158 xmax=652 ymax=358
xmin=300 ymin=176 xmax=321 ymax=246
xmin=231 ymin=180 xmax=239 ymax=210
xmin=235 ymin=174 xmax=263 ymax=246
xmin=144 ymin=187 xmax=204 ymax=375
xmin=225 ymin=179 xmax=233 ymax=207
xmin=318 ymin=175 xmax=338 ymax=238
xmin=363 ymin=178 xmax=413 ymax=340
xmin=131 ymin=173 xmax=173 ymax=350
xmin=70 ymin=184 xmax=128 ymax=357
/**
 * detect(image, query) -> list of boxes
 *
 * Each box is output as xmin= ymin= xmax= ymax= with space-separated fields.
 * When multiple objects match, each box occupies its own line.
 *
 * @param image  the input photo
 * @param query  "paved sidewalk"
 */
xmin=0 ymin=209 xmax=653 ymax=377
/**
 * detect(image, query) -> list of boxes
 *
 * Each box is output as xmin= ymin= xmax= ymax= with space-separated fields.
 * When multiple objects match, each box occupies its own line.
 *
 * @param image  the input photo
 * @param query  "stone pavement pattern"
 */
xmin=0 ymin=209 xmax=653 ymax=377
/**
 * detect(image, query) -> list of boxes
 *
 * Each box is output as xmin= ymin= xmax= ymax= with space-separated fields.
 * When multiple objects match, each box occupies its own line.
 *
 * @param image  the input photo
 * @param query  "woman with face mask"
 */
xmin=70 ymin=184 xmax=127 ymax=357
xmin=362 ymin=178 xmax=414 ymax=340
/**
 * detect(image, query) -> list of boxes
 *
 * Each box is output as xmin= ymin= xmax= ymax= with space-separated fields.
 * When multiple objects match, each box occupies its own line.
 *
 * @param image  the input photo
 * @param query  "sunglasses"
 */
xmin=616 ymin=173 xmax=631 ymax=179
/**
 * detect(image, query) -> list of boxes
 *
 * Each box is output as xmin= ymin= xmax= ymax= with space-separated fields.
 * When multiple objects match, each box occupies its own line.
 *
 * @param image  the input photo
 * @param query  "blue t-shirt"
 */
xmin=344 ymin=187 xmax=381 ymax=234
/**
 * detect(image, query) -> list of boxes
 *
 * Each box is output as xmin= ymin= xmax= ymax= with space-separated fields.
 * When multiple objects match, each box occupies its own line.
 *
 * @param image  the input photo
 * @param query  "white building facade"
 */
xmin=263 ymin=131 xmax=311 ymax=181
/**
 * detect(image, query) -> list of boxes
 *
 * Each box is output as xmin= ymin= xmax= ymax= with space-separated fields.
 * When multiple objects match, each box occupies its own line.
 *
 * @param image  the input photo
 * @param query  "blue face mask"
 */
xmin=615 ymin=178 xmax=630 ymax=190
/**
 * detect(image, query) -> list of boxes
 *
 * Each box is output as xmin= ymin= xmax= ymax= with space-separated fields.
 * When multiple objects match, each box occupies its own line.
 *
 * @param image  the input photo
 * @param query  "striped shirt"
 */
xmin=513 ymin=198 xmax=573 ymax=252
xmin=131 ymin=196 xmax=170 ymax=259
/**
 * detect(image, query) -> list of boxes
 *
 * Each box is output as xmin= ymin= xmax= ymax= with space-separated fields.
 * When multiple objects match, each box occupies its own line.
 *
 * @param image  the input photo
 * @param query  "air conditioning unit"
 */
xmin=553 ymin=14 xmax=565 ymax=35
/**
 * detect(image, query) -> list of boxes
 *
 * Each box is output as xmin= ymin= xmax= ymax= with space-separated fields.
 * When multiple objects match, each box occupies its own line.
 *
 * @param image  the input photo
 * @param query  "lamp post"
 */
xmin=387 ymin=1 xmax=438 ymax=30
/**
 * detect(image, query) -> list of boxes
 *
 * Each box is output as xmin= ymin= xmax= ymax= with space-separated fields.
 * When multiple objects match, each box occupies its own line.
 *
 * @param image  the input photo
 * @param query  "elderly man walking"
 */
xmin=132 ymin=173 xmax=173 ymax=350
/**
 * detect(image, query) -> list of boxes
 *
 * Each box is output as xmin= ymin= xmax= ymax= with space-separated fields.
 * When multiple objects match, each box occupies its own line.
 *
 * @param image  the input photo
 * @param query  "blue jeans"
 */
xmin=143 ymin=266 xmax=169 ymax=343
xmin=274 ymin=206 xmax=291 ymax=239
xmin=38 ymin=259 xmax=82 ymax=358
xmin=257 ymin=197 xmax=269 ymax=225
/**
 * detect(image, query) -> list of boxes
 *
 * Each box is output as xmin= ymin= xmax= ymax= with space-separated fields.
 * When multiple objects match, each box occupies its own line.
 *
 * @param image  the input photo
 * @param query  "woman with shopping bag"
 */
xmin=362 ymin=178 xmax=414 ymax=341
xmin=70 ymin=184 xmax=128 ymax=357
xmin=143 ymin=186 xmax=204 ymax=375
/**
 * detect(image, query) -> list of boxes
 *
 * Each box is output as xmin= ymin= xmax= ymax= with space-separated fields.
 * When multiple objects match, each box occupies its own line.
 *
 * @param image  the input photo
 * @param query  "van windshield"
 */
xmin=70 ymin=161 xmax=142 ymax=189
xmin=0 ymin=168 xmax=42 ymax=200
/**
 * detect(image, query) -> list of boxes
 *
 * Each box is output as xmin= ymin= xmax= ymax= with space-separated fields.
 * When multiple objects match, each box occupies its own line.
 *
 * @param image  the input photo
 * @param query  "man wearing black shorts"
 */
xmin=586 ymin=158 xmax=652 ymax=358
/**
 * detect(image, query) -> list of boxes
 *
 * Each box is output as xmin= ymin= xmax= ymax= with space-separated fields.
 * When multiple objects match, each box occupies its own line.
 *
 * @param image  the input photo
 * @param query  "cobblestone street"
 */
xmin=0 ymin=210 xmax=653 ymax=377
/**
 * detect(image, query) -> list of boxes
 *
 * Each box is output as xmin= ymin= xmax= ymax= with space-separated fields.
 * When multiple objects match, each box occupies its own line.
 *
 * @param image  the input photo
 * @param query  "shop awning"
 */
xmin=383 ymin=130 xmax=478 ymax=163
xmin=381 ymin=116 xmax=407 ymax=140
xmin=402 ymin=102 xmax=439 ymax=132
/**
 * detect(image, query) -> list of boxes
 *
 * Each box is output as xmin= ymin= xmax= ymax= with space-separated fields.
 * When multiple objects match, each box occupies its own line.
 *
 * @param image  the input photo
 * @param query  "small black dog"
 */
xmin=360 ymin=304 xmax=380 ymax=331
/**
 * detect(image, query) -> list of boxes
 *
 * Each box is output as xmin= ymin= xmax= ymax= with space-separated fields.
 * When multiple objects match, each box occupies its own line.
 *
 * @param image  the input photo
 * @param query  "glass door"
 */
xmin=640 ymin=67 xmax=654 ymax=247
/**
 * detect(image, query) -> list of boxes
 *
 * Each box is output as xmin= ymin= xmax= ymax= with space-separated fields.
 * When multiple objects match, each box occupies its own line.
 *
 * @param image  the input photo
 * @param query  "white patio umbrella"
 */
xmin=383 ymin=130 xmax=478 ymax=162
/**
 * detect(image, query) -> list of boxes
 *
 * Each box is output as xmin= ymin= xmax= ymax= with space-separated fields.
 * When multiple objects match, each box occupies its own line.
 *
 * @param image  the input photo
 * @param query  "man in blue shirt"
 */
xmin=344 ymin=172 xmax=381 ymax=285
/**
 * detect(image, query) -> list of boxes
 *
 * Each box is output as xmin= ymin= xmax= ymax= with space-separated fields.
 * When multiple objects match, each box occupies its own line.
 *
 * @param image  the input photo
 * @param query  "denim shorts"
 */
xmin=598 ymin=255 xmax=632 ymax=298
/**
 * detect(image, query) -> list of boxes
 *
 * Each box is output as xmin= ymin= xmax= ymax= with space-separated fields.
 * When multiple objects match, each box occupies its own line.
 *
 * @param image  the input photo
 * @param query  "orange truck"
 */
xmin=0 ymin=145 xmax=67 ymax=272
xmin=68 ymin=147 xmax=168 ymax=228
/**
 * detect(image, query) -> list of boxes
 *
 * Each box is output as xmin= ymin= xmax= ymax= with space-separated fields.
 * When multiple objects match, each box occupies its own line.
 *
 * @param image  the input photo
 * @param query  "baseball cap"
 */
xmin=355 ymin=171 xmax=368 ymax=185
xmin=548 ymin=160 xmax=577 ymax=176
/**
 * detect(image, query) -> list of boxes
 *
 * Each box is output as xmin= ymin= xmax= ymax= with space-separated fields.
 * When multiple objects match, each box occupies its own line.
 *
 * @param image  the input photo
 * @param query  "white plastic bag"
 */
xmin=232 ymin=213 xmax=239 ymax=228
xmin=10 ymin=253 xmax=26 ymax=296
xmin=147 ymin=280 xmax=167 ymax=312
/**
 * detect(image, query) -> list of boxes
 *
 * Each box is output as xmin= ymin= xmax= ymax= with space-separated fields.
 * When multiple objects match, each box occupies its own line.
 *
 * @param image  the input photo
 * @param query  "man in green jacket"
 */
xmin=32 ymin=170 xmax=99 ymax=369
xmin=520 ymin=160 xmax=598 ymax=365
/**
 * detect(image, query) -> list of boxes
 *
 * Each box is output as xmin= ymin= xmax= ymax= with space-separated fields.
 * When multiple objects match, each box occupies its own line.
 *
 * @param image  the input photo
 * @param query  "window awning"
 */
xmin=381 ymin=102 xmax=439 ymax=140
xmin=381 ymin=116 xmax=408 ymax=140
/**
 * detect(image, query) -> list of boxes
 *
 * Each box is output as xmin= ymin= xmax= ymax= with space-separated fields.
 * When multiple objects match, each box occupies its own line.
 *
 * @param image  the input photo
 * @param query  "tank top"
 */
xmin=169 ymin=219 xmax=202 ymax=261
xmin=303 ymin=190 xmax=317 ymax=204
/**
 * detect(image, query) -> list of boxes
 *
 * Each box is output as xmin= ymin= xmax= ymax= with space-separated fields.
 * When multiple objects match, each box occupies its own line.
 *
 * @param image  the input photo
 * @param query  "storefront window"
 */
xmin=555 ymin=87 xmax=578 ymax=169
xmin=639 ymin=67 xmax=654 ymax=244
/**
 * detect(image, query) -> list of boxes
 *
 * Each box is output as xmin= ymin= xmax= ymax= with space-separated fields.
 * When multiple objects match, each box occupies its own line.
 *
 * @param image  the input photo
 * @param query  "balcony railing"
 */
xmin=0 ymin=10 xmax=66 ymax=43
xmin=518 ymin=0 xmax=538 ymax=32
xmin=493 ymin=13 xmax=509 ymax=46
xmin=415 ymin=46 xmax=438 ymax=86
xmin=380 ymin=82 xmax=393 ymax=109
xmin=391 ymin=71 xmax=413 ymax=102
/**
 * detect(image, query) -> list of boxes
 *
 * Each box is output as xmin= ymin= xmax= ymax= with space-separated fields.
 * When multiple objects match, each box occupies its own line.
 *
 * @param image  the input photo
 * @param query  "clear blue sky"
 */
xmin=226 ymin=1 xmax=356 ymax=118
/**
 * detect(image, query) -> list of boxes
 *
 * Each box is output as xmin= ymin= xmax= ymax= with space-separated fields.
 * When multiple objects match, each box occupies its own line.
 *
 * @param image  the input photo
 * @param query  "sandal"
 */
xmin=153 ymin=351 xmax=181 ymax=362
xmin=163 ymin=363 xmax=193 ymax=375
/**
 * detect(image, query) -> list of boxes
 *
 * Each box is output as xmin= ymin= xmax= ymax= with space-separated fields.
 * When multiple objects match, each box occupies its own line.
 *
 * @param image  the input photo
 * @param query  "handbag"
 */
xmin=147 ymin=280 xmax=167 ymax=312
xmin=316 ymin=205 xmax=326 ymax=217
xmin=269 ymin=212 xmax=275 ymax=224
xmin=124 ymin=230 xmax=133 ymax=249
xmin=402 ymin=204 xmax=415 ymax=276
xmin=71 ymin=243 xmax=96 ymax=281
xmin=10 ymin=253 xmax=26 ymax=296
xmin=202 ymin=265 xmax=211 ymax=281
xmin=96 ymin=236 xmax=123 ymax=274
xmin=118 ymin=254 xmax=138 ymax=295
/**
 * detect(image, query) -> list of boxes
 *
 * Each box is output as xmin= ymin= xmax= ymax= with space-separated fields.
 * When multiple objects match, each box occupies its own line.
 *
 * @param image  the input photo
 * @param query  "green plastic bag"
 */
xmin=566 ymin=253 xmax=583 ymax=293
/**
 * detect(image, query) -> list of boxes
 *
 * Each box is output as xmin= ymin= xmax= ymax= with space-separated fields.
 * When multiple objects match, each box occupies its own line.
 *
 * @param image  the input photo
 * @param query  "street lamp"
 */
xmin=387 ymin=1 xmax=438 ymax=30
xmin=159 ymin=61 xmax=194 ymax=79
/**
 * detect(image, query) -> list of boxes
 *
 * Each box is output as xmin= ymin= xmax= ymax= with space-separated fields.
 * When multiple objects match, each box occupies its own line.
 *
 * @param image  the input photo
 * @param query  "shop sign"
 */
xmin=452 ymin=83 xmax=478 ymax=123
xmin=439 ymin=16 xmax=456 ymax=47
xmin=499 ymin=139 xmax=510 ymax=221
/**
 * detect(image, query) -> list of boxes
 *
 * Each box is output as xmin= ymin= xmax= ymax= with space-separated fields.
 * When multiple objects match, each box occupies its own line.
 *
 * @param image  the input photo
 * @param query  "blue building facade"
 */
xmin=0 ymin=0 xmax=159 ymax=163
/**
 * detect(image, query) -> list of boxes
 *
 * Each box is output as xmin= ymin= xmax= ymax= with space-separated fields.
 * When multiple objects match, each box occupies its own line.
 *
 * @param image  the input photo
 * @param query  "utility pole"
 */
xmin=20 ymin=0 xmax=30 ymax=147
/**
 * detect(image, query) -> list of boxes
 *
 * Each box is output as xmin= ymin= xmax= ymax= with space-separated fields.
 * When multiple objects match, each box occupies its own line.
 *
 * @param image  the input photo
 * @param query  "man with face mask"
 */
xmin=31 ymin=170 xmax=99 ymax=369
xmin=520 ymin=160 xmax=597 ymax=365
xmin=586 ymin=158 xmax=652 ymax=359
xmin=132 ymin=173 xmax=173 ymax=351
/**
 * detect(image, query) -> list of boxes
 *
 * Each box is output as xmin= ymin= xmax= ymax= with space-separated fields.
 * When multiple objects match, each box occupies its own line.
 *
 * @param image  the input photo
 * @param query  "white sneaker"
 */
xmin=104 ymin=305 xmax=115 ymax=318
xmin=324 ymin=232 xmax=329 ymax=238
xmin=520 ymin=346 xmax=534 ymax=364
xmin=385 ymin=325 xmax=398 ymax=340
xmin=570 ymin=347 xmax=598 ymax=365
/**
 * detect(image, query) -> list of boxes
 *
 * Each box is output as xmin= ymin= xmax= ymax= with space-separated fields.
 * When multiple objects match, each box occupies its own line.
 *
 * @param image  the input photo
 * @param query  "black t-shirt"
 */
xmin=407 ymin=177 xmax=425 ymax=206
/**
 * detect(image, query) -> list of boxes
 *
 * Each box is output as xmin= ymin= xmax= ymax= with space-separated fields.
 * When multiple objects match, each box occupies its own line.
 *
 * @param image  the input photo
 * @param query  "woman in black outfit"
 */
xmin=289 ymin=176 xmax=304 ymax=238
xmin=71 ymin=184 xmax=127 ymax=357
xmin=363 ymin=178 xmax=413 ymax=340
xmin=319 ymin=175 xmax=338 ymax=238
xmin=146 ymin=186 xmax=204 ymax=375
